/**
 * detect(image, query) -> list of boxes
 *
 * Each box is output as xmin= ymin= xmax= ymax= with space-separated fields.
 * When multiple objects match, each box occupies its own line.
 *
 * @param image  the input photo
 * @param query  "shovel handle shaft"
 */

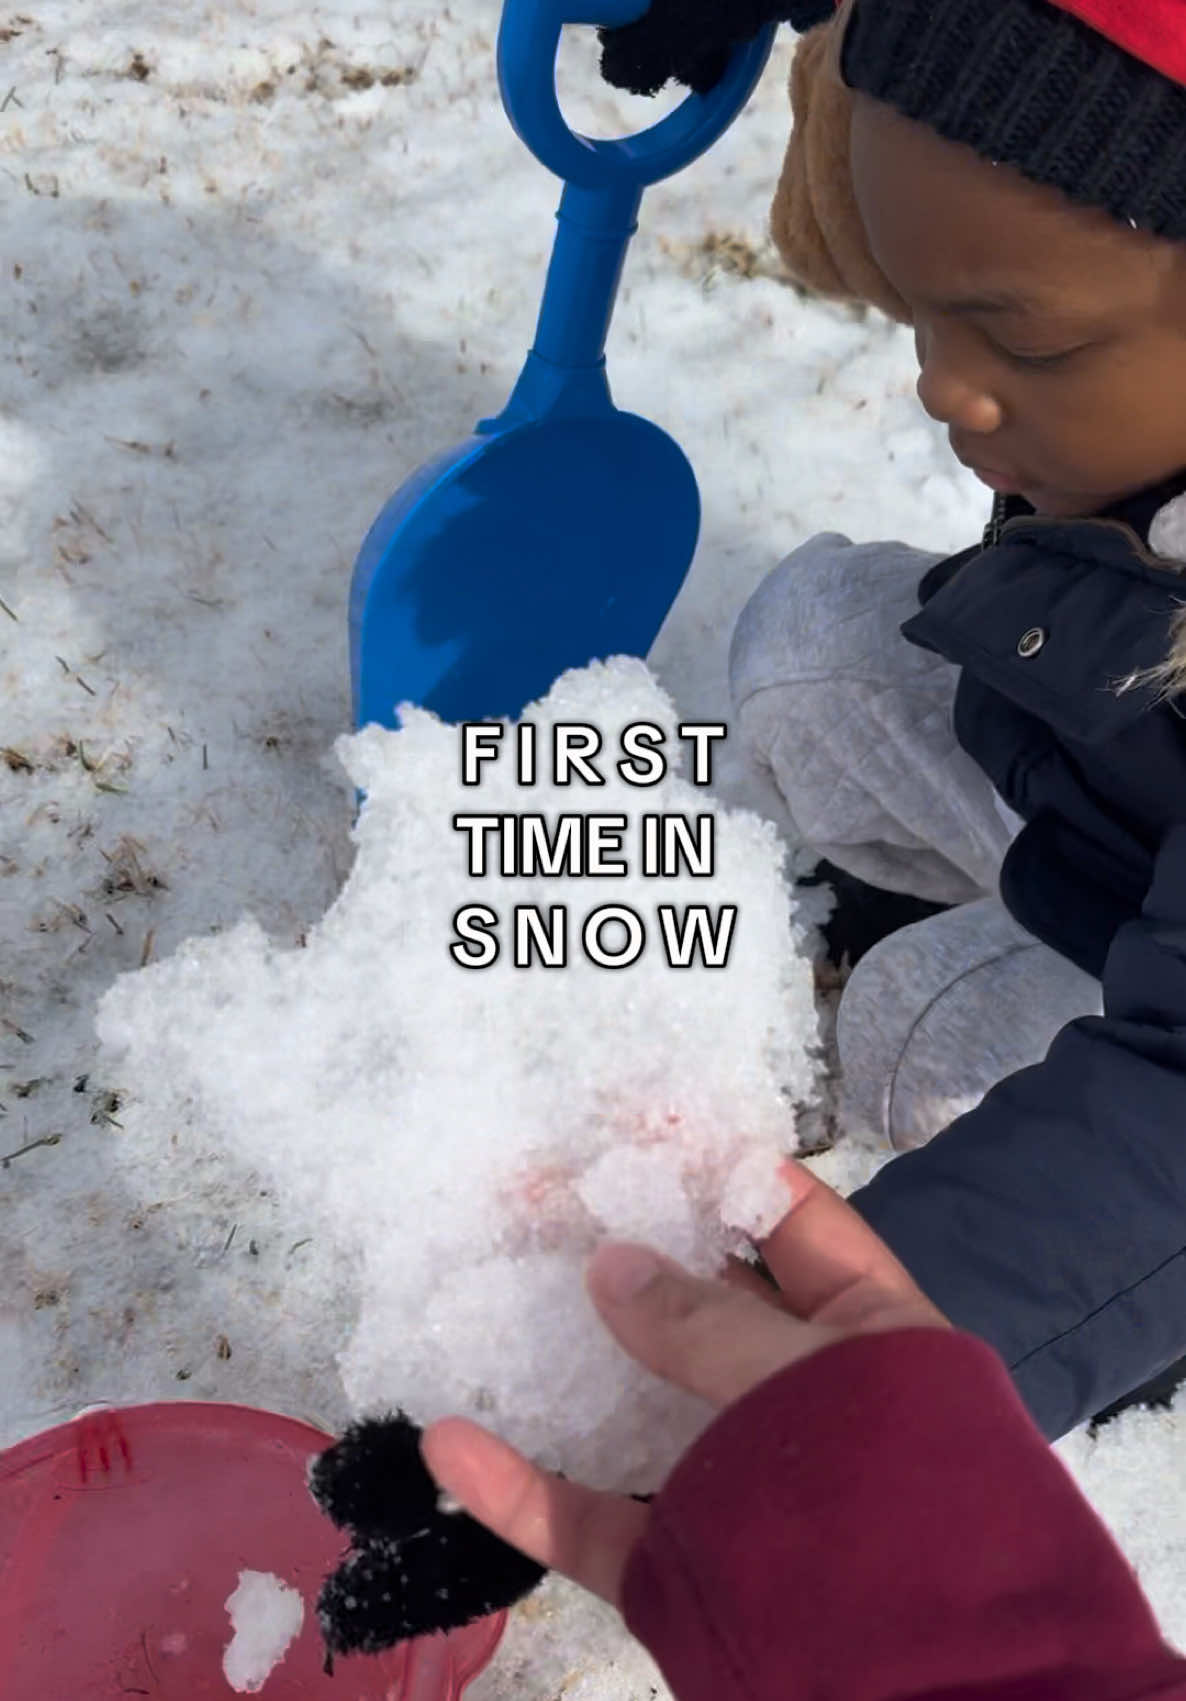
xmin=532 ymin=180 xmax=641 ymax=370
xmin=498 ymin=0 xmax=775 ymax=188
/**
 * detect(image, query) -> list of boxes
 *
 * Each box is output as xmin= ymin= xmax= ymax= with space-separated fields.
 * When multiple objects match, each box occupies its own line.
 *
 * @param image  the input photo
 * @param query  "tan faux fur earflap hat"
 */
xmin=769 ymin=3 xmax=910 ymax=323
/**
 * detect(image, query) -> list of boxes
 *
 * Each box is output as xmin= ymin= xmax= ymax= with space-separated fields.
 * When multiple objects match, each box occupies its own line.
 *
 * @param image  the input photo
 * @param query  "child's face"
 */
xmin=849 ymin=93 xmax=1186 ymax=517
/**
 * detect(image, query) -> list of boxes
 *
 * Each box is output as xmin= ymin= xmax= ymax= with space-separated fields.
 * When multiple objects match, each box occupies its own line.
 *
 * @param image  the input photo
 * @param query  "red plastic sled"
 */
xmin=0 ymin=1402 xmax=505 ymax=1700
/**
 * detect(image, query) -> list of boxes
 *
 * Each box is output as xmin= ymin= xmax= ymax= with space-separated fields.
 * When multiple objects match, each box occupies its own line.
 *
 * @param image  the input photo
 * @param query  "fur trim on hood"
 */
xmin=1135 ymin=496 xmax=1186 ymax=701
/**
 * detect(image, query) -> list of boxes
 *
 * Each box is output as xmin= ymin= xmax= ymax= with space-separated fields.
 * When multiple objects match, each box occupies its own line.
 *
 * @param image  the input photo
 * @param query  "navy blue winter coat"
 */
xmin=849 ymin=478 xmax=1186 ymax=1440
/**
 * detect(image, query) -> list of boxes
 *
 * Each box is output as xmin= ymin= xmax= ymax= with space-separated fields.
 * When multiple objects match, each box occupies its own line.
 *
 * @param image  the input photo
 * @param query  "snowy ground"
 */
xmin=2 ymin=1 xmax=1184 ymax=1693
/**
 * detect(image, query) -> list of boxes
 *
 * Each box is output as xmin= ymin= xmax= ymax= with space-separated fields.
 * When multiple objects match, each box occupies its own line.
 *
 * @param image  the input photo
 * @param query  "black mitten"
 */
xmin=310 ymin=1412 xmax=547 ymax=1664
xmin=800 ymin=858 xmax=952 ymax=971
xmin=783 ymin=1 xmax=837 ymax=25
xmin=598 ymin=1 xmax=836 ymax=97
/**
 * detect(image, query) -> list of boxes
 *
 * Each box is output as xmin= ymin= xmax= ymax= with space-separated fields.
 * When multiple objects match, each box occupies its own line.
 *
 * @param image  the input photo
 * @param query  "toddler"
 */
xmin=605 ymin=0 xmax=1186 ymax=1439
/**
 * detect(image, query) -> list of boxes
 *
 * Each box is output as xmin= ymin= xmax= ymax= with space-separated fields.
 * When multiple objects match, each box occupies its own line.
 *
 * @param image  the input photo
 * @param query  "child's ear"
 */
xmin=770 ymin=8 xmax=912 ymax=325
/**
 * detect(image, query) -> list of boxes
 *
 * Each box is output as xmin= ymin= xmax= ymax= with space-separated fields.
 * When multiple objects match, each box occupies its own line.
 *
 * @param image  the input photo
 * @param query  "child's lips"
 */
xmin=950 ymin=442 xmax=1024 ymax=493
xmin=970 ymin=464 xmax=1024 ymax=493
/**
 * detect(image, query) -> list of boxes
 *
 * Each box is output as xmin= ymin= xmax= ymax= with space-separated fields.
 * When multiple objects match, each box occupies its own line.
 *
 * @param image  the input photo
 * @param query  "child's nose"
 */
xmin=915 ymin=330 xmax=1003 ymax=435
xmin=916 ymin=360 xmax=1003 ymax=434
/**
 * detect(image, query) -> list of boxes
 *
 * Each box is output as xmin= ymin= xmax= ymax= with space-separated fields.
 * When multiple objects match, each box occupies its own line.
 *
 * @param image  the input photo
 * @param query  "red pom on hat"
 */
xmin=831 ymin=0 xmax=1186 ymax=86
xmin=1056 ymin=0 xmax=1186 ymax=84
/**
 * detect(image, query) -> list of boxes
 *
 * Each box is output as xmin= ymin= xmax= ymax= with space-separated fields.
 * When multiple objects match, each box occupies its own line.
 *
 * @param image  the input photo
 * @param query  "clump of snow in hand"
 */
xmin=97 ymin=661 xmax=817 ymax=1488
xmin=222 ymin=1571 xmax=304 ymax=1694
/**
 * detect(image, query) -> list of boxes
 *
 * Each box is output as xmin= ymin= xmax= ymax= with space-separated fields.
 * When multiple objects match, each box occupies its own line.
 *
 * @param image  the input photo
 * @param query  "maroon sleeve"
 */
xmin=622 ymin=1328 xmax=1186 ymax=1701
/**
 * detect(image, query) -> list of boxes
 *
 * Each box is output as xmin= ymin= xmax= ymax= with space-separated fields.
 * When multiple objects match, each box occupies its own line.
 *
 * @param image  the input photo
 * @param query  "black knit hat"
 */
xmin=839 ymin=0 xmax=1186 ymax=241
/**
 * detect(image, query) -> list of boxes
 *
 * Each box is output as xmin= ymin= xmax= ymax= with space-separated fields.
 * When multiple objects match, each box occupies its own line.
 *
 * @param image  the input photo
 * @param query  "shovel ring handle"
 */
xmin=497 ymin=0 xmax=776 ymax=188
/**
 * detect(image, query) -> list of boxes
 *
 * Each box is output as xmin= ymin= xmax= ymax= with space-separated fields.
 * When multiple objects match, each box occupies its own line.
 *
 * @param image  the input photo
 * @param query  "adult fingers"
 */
xmin=757 ymin=1159 xmax=949 ymax=1333
xmin=719 ymin=1252 xmax=781 ymax=1304
xmin=586 ymin=1241 xmax=841 ymax=1409
xmin=420 ymin=1417 xmax=648 ymax=1609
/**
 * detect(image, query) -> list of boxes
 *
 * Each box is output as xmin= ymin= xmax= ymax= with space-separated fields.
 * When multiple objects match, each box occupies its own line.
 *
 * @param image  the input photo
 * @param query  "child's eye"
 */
xmin=998 ymin=344 xmax=1085 ymax=370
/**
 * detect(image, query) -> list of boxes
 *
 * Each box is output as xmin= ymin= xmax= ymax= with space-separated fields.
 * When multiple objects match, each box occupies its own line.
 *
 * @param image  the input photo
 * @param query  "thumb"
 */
xmin=586 ymin=1241 xmax=843 ymax=1410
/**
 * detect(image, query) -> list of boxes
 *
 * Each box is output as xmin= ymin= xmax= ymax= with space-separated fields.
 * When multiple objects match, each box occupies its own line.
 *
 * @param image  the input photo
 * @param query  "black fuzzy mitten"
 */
xmin=598 ymin=0 xmax=836 ymax=97
xmin=310 ymin=1412 xmax=546 ymax=1663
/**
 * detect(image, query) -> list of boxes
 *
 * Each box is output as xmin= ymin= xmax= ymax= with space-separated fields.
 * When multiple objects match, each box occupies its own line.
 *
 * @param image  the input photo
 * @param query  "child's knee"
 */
xmin=729 ymin=532 xmax=856 ymax=725
xmin=729 ymin=533 xmax=942 ymax=726
xmin=835 ymin=904 xmax=1101 ymax=1152
xmin=834 ymin=919 xmax=996 ymax=1152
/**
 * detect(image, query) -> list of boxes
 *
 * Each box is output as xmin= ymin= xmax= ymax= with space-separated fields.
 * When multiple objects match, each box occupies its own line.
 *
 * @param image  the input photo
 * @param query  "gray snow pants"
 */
xmin=729 ymin=532 xmax=1103 ymax=1153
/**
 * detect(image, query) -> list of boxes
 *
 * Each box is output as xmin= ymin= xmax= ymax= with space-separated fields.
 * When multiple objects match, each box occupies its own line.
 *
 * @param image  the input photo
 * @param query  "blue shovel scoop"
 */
xmin=349 ymin=0 xmax=775 ymax=730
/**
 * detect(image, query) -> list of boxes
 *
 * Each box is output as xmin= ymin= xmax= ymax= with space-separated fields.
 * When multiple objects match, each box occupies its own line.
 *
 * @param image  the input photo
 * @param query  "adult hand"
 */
xmin=421 ymin=1159 xmax=948 ymax=1608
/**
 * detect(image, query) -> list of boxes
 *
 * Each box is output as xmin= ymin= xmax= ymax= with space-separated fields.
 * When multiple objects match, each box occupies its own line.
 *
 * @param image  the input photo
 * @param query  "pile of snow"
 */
xmin=97 ymin=660 xmax=819 ymax=1489
xmin=222 ymin=1570 xmax=305 ymax=1695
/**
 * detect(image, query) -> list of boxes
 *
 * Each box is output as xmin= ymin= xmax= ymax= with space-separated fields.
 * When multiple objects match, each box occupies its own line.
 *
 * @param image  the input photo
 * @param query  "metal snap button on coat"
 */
xmin=1017 ymin=626 xmax=1047 ymax=658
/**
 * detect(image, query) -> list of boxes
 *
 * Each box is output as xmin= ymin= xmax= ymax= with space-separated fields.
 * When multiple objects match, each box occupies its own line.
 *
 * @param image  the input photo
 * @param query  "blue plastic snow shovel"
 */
xmin=349 ymin=0 xmax=775 ymax=730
